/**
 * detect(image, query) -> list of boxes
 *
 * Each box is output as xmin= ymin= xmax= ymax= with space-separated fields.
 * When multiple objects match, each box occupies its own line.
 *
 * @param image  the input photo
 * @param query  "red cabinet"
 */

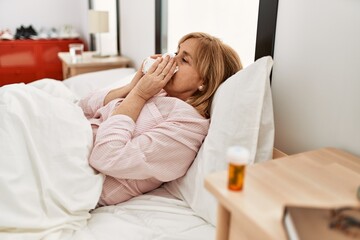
xmin=0 ymin=39 xmax=86 ymax=86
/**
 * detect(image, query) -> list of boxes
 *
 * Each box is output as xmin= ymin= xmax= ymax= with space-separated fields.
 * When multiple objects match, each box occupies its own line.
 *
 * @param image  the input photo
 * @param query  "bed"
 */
xmin=0 ymin=54 xmax=274 ymax=239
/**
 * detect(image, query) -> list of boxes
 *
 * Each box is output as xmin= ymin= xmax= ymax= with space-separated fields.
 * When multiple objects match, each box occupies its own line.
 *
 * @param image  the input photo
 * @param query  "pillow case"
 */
xmin=63 ymin=68 xmax=136 ymax=99
xmin=164 ymin=56 xmax=274 ymax=225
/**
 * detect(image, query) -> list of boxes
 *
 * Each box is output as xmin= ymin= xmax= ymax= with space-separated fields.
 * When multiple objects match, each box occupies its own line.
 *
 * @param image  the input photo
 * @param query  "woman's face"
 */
xmin=164 ymin=38 xmax=203 ymax=101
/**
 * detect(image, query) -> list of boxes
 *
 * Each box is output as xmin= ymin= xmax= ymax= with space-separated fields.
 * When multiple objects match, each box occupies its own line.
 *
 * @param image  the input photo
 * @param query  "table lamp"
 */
xmin=88 ymin=10 xmax=109 ymax=58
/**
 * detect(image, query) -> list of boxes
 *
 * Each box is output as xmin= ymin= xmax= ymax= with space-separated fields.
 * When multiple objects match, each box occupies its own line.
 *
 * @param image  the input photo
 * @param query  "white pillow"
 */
xmin=63 ymin=68 xmax=136 ymax=99
xmin=164 ymin=56 xmax=275 ymax=225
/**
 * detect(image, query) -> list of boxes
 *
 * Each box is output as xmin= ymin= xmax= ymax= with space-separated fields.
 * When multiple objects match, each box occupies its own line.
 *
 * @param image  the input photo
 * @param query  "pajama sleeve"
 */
xmin=88 ymin=103 xmax=209 ymax=182
xmin=78 ymin=89 xmax=110 ymax=119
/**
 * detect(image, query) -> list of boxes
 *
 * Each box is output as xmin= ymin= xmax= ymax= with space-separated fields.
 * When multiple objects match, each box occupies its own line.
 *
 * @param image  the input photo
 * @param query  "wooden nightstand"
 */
xmin=205 ymin=148 xmax=360 ymax=240
xmin=58 ymin=51 xmax=131 ymax=79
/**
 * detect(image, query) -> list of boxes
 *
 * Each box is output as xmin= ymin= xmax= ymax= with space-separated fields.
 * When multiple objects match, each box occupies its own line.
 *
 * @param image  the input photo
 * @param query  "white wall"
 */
xmin=0 ymin=0 xmax=154 ymax=68
xmin=272 ymin=0 xmax=360 ymax=156
xmin=167 ymin=0 xmax=259 ymax=67
xmin=119 ymin=0 xmax=260 ymax=69
xmin=0 ymin=0 xmax=89 ymax=45
xmin=119 ymin=0 xmax=156 ymax=69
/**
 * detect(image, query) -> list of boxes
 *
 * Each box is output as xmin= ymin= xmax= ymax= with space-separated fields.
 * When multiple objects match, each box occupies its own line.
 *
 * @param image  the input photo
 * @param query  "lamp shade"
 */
xmin=88 ymin=10 xmax=109 ymax=33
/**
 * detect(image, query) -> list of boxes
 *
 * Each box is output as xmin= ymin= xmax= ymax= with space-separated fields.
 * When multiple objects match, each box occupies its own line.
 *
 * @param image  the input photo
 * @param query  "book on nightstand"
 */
xmin=282 ymin=205 xmax=360 ymax=240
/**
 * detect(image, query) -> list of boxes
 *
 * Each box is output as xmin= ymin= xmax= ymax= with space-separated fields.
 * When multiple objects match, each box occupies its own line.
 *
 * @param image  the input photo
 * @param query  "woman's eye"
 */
xmin=174 ymin=51 xmax=188 ymax=64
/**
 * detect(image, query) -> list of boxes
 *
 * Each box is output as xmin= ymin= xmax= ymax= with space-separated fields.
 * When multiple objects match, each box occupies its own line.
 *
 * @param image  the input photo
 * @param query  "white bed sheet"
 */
xmin=75 ymin=187 xmax=214 ymax=240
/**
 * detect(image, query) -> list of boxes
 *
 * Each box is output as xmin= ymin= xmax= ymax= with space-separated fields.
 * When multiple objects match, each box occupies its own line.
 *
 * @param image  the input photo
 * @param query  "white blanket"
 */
xmin=0 ymin=83 xmax=103 ymax=240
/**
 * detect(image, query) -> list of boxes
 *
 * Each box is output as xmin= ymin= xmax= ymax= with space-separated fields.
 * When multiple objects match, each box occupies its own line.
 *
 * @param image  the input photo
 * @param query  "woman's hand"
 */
xmin=104 ymin=54 xmax=164 ymax=105
xmin=111 ymin=55 xmax=177 ymax=122
xmin=132 ymin=56 xmax=177 ymax=101
xmin=128 ymin=54 xmax=164 ymax=90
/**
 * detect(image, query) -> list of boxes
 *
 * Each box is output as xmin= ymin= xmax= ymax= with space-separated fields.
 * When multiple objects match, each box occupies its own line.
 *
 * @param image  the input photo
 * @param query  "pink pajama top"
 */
xmin=78 ymin=89 xmax=209 ymax=205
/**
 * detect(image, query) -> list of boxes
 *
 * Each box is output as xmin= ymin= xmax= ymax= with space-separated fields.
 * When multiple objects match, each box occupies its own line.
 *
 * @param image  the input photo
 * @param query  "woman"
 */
xmin=79 ymin=32 xmax=242 ymax=206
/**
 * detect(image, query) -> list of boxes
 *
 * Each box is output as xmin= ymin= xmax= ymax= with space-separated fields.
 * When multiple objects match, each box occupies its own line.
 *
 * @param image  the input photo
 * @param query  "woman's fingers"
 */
xmin=162 ymin=59 xmax=177 ymax=81
xmin=154 ymin=56 xmax=169 ymax=76
xmin=145 ymin=56 xmax=177 ymax=84
xmin=167 ymin=62 xmax=178 ymax=78
xmin=150 ymin=54 xmax=162 ymax=59
xmin=134 ymin=56 xmax=176 ymax=98
xmin=147 ymin=57 xmax=162 ymax=75
xmin=154 ymin=56 xmax=174 ymax=76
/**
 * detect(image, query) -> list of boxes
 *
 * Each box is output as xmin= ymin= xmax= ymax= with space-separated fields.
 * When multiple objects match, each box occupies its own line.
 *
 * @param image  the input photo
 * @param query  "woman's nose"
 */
xmin=174 ymin=55 xmax=181 ymax=65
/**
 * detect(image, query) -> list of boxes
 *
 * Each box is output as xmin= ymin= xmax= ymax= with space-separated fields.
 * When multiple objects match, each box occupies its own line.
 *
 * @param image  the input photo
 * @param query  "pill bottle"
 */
xmin=227 ymin=146 xmax=250 ymax=191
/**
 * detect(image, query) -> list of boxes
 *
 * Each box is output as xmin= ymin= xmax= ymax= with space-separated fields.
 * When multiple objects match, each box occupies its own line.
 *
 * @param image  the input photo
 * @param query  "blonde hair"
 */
xmin=178 ymin=32 xmax=242 ymax=118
